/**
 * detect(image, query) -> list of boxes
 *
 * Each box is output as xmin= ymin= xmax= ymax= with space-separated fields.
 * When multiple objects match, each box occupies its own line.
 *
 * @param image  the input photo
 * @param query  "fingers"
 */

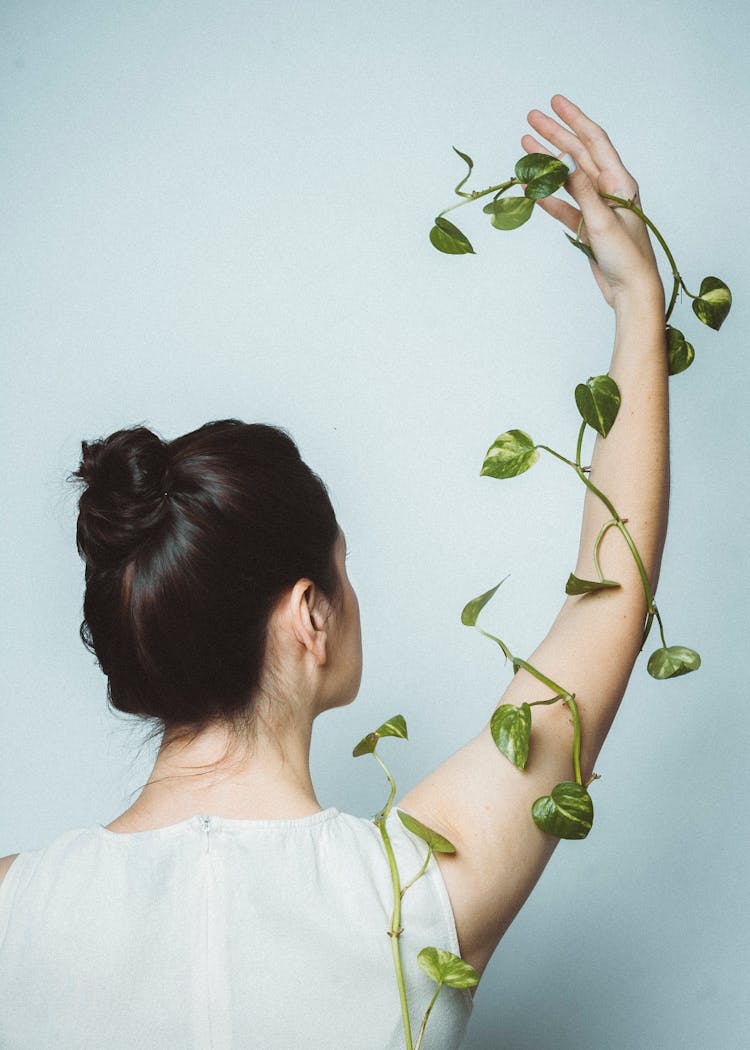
xmin=533 ymin=195 xmax=582 ymax=236
xmin=526 ymin=110 xmax=599 ymax=185
xmin=549 ymin=95 xmax=639 ymax=199
xmin=561 ymin=166 xmax=617 ymax=235
xmin=520 ymin=127 xmax=611 ymax=231
xmin=520 ymin=134 xmax=576 ymax=179
xmin=520 ymin=133 xmax=561 ymax=160
xmin=550 ymin=96 xmax=622 ymax=168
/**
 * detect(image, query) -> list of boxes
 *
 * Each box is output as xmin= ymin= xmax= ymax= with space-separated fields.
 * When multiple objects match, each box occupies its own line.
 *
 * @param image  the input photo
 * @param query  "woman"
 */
xmin=0 ymin=96 xmax=668 ymax=1048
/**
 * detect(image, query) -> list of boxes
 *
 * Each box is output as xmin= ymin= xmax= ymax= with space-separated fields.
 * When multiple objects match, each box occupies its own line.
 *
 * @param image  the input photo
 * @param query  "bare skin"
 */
xmin=1 ymin=96 xmax=669 ymax=989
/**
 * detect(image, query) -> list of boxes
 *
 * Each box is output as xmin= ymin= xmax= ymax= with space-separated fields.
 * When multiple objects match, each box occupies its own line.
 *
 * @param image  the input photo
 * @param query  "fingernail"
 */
xmin=560 ymin=153 xmax=577 ymax=173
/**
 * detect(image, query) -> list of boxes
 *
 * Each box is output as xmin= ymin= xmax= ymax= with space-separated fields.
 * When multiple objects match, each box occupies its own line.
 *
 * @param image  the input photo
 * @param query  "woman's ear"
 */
xmin=287 ymin=578 xmax=329 ymax=665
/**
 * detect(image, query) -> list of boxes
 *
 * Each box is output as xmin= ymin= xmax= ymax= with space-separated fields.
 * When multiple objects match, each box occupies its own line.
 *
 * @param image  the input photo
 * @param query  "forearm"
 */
xmin=573 ymin=286 xmax=669 ymax=605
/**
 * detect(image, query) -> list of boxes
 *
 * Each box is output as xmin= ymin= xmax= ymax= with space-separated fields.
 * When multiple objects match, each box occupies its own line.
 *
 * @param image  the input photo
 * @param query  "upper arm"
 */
xmin=0 ymin=853 xmax=19 ymax=888
xmin=397 ymin=582 xmax=649 ymax=975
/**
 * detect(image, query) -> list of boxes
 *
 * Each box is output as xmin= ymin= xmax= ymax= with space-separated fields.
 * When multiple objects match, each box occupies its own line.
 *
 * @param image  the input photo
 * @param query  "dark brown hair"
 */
xmin=72 ymin=419 xmax=341 ymax=746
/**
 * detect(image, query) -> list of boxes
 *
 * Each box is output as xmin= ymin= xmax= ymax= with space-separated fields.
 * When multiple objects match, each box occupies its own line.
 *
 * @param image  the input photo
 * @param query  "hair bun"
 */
xmin=73 ymin=425 xmax=170 ymax=561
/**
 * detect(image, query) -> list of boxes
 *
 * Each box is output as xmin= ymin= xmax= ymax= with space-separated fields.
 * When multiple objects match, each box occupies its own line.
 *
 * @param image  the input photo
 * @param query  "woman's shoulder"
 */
xmin=0 ymin=824 xmax=114 ymax=894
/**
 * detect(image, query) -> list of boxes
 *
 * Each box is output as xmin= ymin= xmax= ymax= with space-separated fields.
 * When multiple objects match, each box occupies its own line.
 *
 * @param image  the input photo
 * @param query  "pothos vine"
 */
xmin=353 ymin=717 xmax=479 ymax=1050
xmin=353 ymin=146 xmax=732 ymax=1049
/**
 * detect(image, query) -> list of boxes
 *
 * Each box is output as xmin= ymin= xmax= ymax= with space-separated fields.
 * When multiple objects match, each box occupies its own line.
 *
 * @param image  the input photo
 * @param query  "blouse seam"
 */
xmin=96 ymin=806 xmax=342 ymax=840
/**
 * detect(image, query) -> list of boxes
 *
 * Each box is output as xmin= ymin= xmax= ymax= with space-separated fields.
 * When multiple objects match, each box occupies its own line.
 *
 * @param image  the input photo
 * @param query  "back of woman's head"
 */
xmin=72 ymin=419 xmax=341 ymax=739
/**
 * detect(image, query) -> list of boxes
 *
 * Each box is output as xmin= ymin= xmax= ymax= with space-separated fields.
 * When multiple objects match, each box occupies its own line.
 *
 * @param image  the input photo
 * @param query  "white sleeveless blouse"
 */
xmin=0 ymin=808 xmax=472 ymax=1048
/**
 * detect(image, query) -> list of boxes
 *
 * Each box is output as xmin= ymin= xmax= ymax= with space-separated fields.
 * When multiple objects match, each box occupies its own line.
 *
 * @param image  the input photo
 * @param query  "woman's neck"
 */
xmin=106 ymin=711 xmax=323 ymax=833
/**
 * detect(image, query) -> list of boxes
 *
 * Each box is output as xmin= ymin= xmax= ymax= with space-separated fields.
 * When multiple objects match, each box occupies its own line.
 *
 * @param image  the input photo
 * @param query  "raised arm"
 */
xmin=397 ymin=96 xmax=669 ymax=975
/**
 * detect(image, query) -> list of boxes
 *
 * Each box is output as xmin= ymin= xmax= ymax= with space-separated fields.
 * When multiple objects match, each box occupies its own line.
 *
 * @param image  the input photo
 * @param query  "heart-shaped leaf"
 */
xmin=375 ymin=714 xmax=408 ymax=740
xmin=665 ymin=326 xmax=695 ymax=376
xmin=429 ymin=216 xmax=475 ymax=255
xmin=417 ymin=947 xmax=480 ymax=989
xmin=481 ymin=429 xmax=539 ymax=479
xmin=514 ymin=153 xmax=570 ymax=200
xmin=565 ymin=573 xmax=621 ymax=595
xmin=397 ymin=811 xmax=456 ymax=853
xmin=482 ymin=196 xmax=535 ymax=230
xmin=532 ymin=781 xmax=593 ymax=840
xmin=490 ymin=702 xmax=532 ymax=769
xmin=692 ymin=276 xmax=731 ymax=331
xmin=574 ymin=374 xmax=621 ymax=437
xmin=647 ymin=645 xmax=701 ymax=680
xmin=352 ymin=714 xmax=408 ymax=756
xmin=352 ymin=732 xmax=379 ymax=757
xmin=460 ymin=579 xmax=506 ymax=626
xmin=565 ymin=232 xmax=597 ymax=262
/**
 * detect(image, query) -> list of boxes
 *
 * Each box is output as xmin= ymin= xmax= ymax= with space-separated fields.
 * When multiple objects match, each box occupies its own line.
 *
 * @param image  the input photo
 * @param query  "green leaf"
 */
xmin=514 ymin=153 xmax=570 ymax=200
xmin=532 ymin=781 xmax=594 ymax=840
xmin=565 ymin=573 xmax=621 ymax=595
xmin=452 ymin=146 xmax=474 ymax=171
xmin=397 ymin=810 xmax=456 ymax=853
xmin=352 ymin=715 xmax=408 ymax=756
xmin=490 ymin=702 xmax=532 ymax=770
xmin=481 ymin=429 xmax=539 ymax=479
xmin=692 ymin=276 xmax=731 ymax=331
xmin=482 ymin=196 xmax=535 ymax=230
xmin=565 ymin=232 xmax=597 ymax=262
xmin=460 ymin=580 xmax=506 ymax=626
xmin=352 ymin=732 xmax=379 ymax=757
xmin=451 ymin=146 xmax=474 ymax=196
xmin=574 ymin=374 xmax=621 ymax=437
xmin=647 ymin=645 xmax=701 ymax=680
xmin=429 ymin=216 xmax=475 ymax=255
xmin=665 ymin=326 xmax=695 ymax=376
xmin=417 ymin=947 xmax=480 ymax=989
xmin=375 ymin=714 xmax=408 ymax=740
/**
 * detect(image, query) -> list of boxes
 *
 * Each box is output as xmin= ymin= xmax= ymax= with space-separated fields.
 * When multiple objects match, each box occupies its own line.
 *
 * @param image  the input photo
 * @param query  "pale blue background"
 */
xmin=2 ymin=2 xmax=748 ymax=1047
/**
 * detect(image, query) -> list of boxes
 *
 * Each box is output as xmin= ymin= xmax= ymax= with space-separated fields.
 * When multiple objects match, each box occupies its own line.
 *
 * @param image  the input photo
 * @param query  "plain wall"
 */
xmin=2 ymin=2 xmax=748 ymax=1047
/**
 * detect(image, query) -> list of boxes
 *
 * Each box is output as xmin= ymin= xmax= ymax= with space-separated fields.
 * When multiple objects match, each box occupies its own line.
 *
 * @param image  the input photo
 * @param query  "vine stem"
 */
xmin=575 ymin=420 xmax=586 ymax=469
xmin=513 ymin=655 xmax=570 ymax=700
xmin=540 ymin=437 xmax=667 ymax=658
xmin=593 ymin=519 xmax=620 ymax=582
xmin=438 ymin=178 xmax=518 ymax=219
xmin=414 ymin=984 xmax=443 ymax=1050
xmin=653 ymin=604 xmax=669 ymax=649
xmin=477 ymin=627 xmax=583 ymax=784
xmin=529 ymin=694 xmax=565 ymax=707
xmin=599 ymin=192 xmax=695 ymax=323
xmin=374 ymin=750 xmax=397 ymax=815
xmin=664 ymin=278 xmax=680 ymax=325
xmin=640 ymin=610 xmax=656 ymax=650
xmin=478 ymin=627 xmax=569 ymax=698
xmin=579 ymin=468 xmax=657 ymax=622
xmin=373 ymin=751 xmax=413 ymax=1050
xmin=538 ymin=443 xmax=658 ymax=619
xmin=565 ymin=695 xmax=583 ymax=786
xmin=401 ymin=849 xmax=433 ymax=898
xmin=535 ymin=444 xmax=578 ymax=469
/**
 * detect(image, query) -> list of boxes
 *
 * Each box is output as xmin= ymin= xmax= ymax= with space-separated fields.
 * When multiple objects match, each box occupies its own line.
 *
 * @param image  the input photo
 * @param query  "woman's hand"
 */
xmin=522 ymin=95 xmax=664 ymax=311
